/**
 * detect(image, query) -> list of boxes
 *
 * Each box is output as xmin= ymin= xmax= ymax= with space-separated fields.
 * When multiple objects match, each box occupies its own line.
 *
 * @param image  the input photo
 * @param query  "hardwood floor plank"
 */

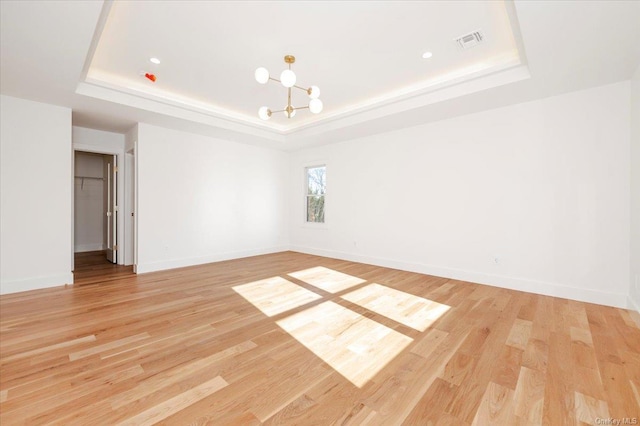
xmin=574 ymin=391 xmax=610 ymax=425
xmin=263 ymin=393 xmax=318 ymax=424
xmin=600 ymin=361 xmax=640 ymax=420
xmin=272 ymin=373 xmax=359 ymax=425
xmin=1 ymin=251 xmax=638 ymax=424
xmin=362 ymin=326 xmax=470 ymax=424
xmin=522 ymin=338 xmax=549 ymax=374
xmin=491 ymin=345 xmax=524 ymax=389
xmin=68 ymin=332 xmax=151 ymax=361
xmin=529 ymin=295 xmax=553 ymax=342
xmin=441 ymin=352 xmax=477 ymax=386
xmin=410 ymin=327 xmax=448 ymax=359
xmin=471 ymin=381 xmax=516 ymax=425
xmin=443 ymin=294 xmax=523 ymax=424
xmin=117 ymin=375 xmax=228 ymax=425
xmin=514 ymin=366 xmax=546 ymax=424
xmin=1 ymin=364 xmax=145 ymax=424
xmin=110 ymin=339 xmax=257 ymax=410
xmin=573 ymin=366 xmax=606 ymax=401
xmin=247 ymin=358 xmax=332 ymax=422
xmin=543 ymin=332 xmax=576 ymax=425
xmin=403 ymin=377 xmax=459 ymax=425
xmin=506 ymin=318 xmax=533 ymax=351
xmin=629 ymin=379 xmax=640 ymax=410
xmin=0 ymin=334 xmax=96 ymax=364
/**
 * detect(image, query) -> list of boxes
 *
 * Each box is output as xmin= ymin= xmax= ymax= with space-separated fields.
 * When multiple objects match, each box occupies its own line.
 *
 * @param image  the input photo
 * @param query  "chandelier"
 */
xmin=255 ymin=55 xmax=323 ymax=120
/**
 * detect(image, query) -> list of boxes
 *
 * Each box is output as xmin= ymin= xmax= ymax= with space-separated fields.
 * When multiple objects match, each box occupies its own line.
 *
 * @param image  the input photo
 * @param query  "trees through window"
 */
xmin=306 ymin=165 xmax=326 ymax=223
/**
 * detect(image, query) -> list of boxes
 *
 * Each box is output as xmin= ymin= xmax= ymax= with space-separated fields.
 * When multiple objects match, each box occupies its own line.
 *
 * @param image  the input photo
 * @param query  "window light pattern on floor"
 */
xmin=275 ymin=301 xmax=413 ymax=387
xmin=341 ymin=283 xmax=451 ymax=331
xmin=288 ymin=266 xmax=365 ymax=293
xmin=232 ymin=276 xmax=321 ymax=317
xmin=234 ymin=267 xmax=450 ymax=387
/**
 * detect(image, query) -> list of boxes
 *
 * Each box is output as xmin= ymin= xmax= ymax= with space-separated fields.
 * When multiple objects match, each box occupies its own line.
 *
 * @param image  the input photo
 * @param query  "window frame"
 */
xmin=304 ymin=164 xmax=327 ymax=226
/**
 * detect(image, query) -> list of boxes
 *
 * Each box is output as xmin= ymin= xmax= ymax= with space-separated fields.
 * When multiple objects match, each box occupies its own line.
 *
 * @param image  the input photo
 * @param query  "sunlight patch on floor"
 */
xmin=276 ymin=301 xmax=413 ymax=387
xmin=232 ymin=276 xmax=322 ymax=317
xmin=288 ymin=266 xmax=366 ymax=293
xmin=341 ymin=283 xmax=451 ymax=331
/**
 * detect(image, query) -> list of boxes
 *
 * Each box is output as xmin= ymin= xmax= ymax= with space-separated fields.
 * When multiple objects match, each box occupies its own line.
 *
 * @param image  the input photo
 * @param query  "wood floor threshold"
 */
xmin=1 ymin=251 xmax=639 ymax=425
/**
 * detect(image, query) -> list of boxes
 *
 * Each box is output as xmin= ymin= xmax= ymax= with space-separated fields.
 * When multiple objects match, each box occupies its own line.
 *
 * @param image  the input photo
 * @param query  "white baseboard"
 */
xmin=0 ymin=273 xmax=74 ymax=295
xmin=3 ymin=247 xmax=630 ymax=311
xmin=135 ymin=246 xmax=290 ymax=274
xmin=74 ymin=243 xmax=105 ymax=253
xmin=290 ymin=245 xmax=629 ymax=309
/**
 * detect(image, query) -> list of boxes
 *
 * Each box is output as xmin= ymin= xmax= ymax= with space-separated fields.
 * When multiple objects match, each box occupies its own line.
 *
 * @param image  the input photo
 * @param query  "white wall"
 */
xmin=630 ymin=66 xmax=640 ymax=312
xmin=290 ymin=82 xmax=631 ymax=308
xmin=0 ymin=95 xmax=73 ymax=294
xmin=72 ymin=126 xmax=126 ymax=265
xmin=135 ymin=123 xmax=289 ymax=273
xmin=124 ymin=125 xmax=138 ymax=266
xmin=74 ymin=152 xmax=104 ymax=252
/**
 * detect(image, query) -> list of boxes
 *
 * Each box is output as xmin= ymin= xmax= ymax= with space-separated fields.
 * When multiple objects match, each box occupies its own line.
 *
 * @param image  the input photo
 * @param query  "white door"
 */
xmin=104 ymin=155 xmax=118 ymax=263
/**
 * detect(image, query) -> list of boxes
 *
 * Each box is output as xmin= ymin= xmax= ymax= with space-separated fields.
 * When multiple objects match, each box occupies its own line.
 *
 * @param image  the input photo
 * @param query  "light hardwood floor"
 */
xmin=73 ymin=250 xmax=135 ymax=286
xmin=1 ymin=251 xmax=639 ymax=425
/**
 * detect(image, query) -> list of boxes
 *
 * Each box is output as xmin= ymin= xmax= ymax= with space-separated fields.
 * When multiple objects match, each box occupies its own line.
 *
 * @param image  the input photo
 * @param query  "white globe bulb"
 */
xmin=258 ymin=106 xmax=271 ymax=121
xmin=309 ymin=98 xmax=323 ymax=114
xmin=284 ymin=107 xmax=296 ymax=118
xmin=308 ymin=86 xmax=320 ymax=99
xmin=255 ymin=67 xmax=269 ymax=84
xmin=280 ymin=69 xmax=296 ymax=88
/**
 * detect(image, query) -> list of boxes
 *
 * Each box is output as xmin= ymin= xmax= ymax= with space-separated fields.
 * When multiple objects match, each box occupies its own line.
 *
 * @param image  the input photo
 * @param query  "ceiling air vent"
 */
xmin=455 ymin=30 xmax=484 ymax=50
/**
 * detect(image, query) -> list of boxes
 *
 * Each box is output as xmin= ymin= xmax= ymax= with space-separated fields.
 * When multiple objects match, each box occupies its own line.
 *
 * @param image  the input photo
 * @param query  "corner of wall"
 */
xmin=630 ymin=64 xmax=640 ymax=313
xmin=630 ymin=292 xmax=640 ymax=314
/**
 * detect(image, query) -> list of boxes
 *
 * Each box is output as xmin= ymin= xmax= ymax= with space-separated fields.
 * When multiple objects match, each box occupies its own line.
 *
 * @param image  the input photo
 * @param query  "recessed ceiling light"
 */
xmin=422 ymin=51 xmax=433 ymax=59
xmin=149 ymin=57 xmax=160 ymax=64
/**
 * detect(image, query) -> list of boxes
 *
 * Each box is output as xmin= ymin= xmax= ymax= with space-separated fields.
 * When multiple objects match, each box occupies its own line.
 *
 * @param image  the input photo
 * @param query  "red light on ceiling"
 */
xmin=144 ymin=73 xmax=156 ymax=82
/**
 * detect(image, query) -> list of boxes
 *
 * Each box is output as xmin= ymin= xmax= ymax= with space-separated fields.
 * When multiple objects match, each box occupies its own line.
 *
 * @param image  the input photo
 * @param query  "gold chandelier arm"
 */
xmin=270 ymin=105 xmax=309 ymax=113
xmin=267 ymin=78 xmax=308 ymax=93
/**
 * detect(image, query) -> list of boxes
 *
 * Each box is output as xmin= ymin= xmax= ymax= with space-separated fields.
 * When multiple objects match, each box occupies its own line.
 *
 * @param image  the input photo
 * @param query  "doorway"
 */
xmin=73 ymin=151 xmax=131 ymax=284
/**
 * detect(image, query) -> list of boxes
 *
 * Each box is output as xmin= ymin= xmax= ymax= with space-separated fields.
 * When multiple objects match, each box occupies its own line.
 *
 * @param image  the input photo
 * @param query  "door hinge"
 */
xmin=114 ymin=166 xmax=119 ymax=172
xmin=113 ymin=245 xmax=119 ymax=251
xmin=115 ymin=206 xmax=119 ymax=212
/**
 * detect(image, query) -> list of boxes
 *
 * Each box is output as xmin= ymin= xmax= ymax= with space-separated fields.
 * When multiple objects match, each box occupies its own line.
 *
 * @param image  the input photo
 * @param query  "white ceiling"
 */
xmin=1 ymin=1 xmax=639 ymax=150
xmin=88 ymin=1 xmax=520 ymax=131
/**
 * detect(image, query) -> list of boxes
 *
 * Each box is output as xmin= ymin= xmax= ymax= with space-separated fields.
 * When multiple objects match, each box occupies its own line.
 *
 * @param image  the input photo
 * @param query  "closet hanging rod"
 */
xmin=74 ymin=176 xmax=104 ymax=180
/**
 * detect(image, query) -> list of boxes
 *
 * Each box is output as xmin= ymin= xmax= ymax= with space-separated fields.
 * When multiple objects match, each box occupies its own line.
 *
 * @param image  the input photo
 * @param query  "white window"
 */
xmin=305 ymin=165 xmax=326 ymax=223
